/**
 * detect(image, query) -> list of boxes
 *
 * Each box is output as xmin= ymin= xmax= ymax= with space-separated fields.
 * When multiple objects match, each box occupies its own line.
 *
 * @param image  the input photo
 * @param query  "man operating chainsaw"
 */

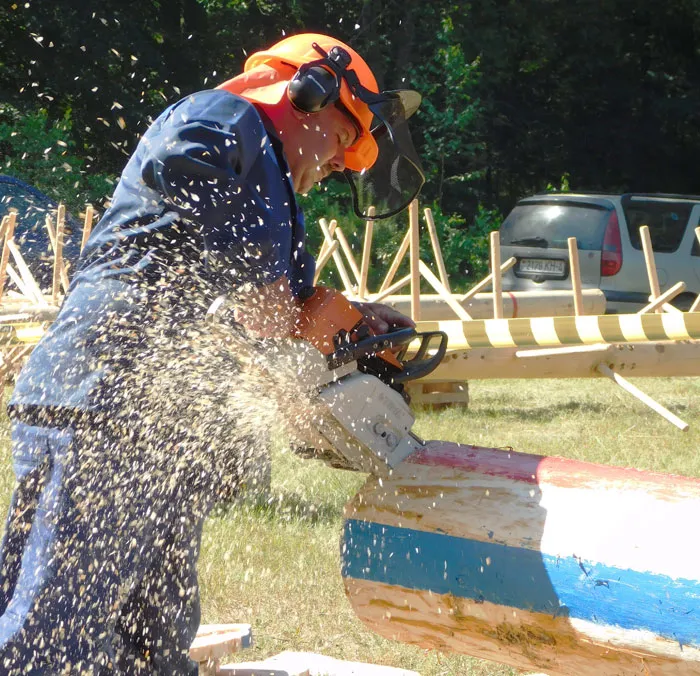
xmin=0 ymin=33 xmax=424 ymax=674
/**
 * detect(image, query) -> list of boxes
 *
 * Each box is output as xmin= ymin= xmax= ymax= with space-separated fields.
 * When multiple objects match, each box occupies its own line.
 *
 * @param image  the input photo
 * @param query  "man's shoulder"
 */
xmin=164 ymin=89 xmax=264 ymax=134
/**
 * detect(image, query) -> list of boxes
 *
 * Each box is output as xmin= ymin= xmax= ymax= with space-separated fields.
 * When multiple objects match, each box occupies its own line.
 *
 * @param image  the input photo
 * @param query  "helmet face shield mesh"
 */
xmin=343 ymin=91 xmax=425 ymax=220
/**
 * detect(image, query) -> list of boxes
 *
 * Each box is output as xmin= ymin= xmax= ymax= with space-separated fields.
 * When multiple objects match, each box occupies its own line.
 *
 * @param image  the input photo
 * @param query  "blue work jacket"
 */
xmin=10 ymin=90 xmax=315 ymax=413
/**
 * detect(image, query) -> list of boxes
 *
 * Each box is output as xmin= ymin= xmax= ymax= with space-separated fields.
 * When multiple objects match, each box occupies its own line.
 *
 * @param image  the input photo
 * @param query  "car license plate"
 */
xmin=519 ymin=258 xmax=566 ymax=275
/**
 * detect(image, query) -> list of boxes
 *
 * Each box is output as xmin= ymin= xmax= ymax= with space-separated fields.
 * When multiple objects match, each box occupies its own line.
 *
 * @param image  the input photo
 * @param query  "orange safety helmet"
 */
xmin=218 ymin=33 xmax=379 ymax=172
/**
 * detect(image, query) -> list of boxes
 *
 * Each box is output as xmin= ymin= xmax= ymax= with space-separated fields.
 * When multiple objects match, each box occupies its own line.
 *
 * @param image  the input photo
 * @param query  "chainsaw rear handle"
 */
xmin=393 ymin=330 xmax=448 ymax=383
xmin=327 ymin=327 xmax=448 ymax=383
xmin=327 ymin=327 xmax=417 ymax=370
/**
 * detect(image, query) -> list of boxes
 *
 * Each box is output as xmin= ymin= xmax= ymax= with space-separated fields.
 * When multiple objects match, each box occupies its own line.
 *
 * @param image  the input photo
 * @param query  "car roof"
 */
xmin=522 ymin=191 xmax=700 ymax=207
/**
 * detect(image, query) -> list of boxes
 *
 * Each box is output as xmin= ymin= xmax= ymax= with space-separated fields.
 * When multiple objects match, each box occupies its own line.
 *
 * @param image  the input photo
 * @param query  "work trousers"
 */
xmin=0 ymin=417 xmax=215 ymax=674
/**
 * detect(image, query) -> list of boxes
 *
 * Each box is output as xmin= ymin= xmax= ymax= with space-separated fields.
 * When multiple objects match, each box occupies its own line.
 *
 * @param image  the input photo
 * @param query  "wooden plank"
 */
xmin=0 ymin=210 xmax=17 ymax=297
xmin=312 ymin=240 xmax=339 ymax=285
xmin=379 ymin=227 xmax=411 ymax=293
xmin=359 ymin=205 xmax=375 ymax=299
xmin=424 ymin=206 xmax=450 ymax=293
xmin=638 ymin=281 xmax=685 ymax=314
xmin=597 ymin=362 xmax=689 ymax=430
xmin=640 ymin=224 xmax=661 ymax=313
xmin=409 ymin=200 xmax=420 ymax=321
xmin=52 ymin=203 xmax=65 ymax=304
xmin=318 ymin=218 xmax=354 ymax=296
xmin=490 ymin=230 xmax=503 ymax=318
xmin=81 ymin=203 xmax=94 ymax=252
xmin=315 ymin=218 xmax=337 ymax=267
xmin=219 ymin=651 xmax=419 ymax=675
xmin=418 ymin=260 xmax=471 ymax=320
xmin=567 ymin=236 xmax=584 ymax=315
xmin=461 ymin=257 xmax=517 ymax=302
xmin=334 ymin=224 xmax=362 ymax=287
xmin=7 ymin=241 xmax=46 ymax=305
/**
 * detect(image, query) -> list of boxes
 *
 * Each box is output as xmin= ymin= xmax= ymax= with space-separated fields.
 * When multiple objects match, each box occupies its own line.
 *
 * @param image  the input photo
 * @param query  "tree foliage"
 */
xmin=2 ymin=0 xmax=700 ymax=282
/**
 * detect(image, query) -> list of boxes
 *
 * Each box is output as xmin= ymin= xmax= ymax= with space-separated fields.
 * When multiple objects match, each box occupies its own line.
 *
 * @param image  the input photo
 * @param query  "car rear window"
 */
xmin=499 ymin=202 xmax=611 ymax=250
xmin=623 ymin=201 xmax=692 ymax=253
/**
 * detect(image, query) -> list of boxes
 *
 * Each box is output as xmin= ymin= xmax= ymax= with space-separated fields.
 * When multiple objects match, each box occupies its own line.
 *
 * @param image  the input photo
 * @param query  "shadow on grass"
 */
xmin=213 ymin=489 xmax=345 ymax=526
xmin=473 ymin=400 xmax=609 ymax=423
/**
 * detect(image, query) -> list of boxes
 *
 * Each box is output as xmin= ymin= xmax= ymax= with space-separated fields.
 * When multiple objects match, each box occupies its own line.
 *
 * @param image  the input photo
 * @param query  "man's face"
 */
xmin=285 ymin=104 xmax=360 ymax=195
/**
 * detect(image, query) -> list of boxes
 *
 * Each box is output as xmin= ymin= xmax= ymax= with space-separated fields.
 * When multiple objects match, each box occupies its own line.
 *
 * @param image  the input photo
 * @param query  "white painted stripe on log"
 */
xmin=619 ymin=313 xmax=648 ymax=342
xmin=530 ymin=316 xmax=560 ymax=345
xmin=662 ymin=311 xmax=692 ymax=340
xmin=574 ymin=315 xmax=605 ymax=343
xmin=347 ymin=465 xmax=700 ymax=580
xmin=485 ymin=318 xmax=516 ymax=347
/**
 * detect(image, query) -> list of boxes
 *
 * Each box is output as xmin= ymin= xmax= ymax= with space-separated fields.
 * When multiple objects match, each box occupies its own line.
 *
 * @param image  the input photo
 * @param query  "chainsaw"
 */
xmin=287 ymin=286 xmax=447 ymax=475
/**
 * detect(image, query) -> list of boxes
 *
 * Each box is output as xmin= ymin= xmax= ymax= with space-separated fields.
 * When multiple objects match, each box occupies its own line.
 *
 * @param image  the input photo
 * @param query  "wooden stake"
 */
xmin=81 ymin=204 xmax=94 ymax=252
xmin=567 ymin=237 xmax=584 ymax=316
xmin=359 ymin=206 xmax=375 ymax=300
xmin=316 ymin=218 xmax=338 ymax=264
xmin=409 ymin=200 xmax=421 ymax=321
xmin=6 ymin=264 xmax=34 ymax=301
xmin=313 ymin=240 xmax=339 ymax=285
xmin=0 ymin=210 xmax=17 ymax=298
xmin=460 ymin=257 xmax=518 ymax=302
xmin=45 ymin=215 xmax=69 ymax=293
xmin=7 ymin=242 xmax=46 ymax=305
xmin=379 ymin=227 xmax=411 ymax=293
xmin=335 ymin=224 xmax=362 ymax=287
xmin=370 ymin=274 xmax=412 ymax=303
xmin=490 ymin=231 xmax=503 ymax=319
xmin=516 ymin=344 xmax=612 ymax=359
xmin=597 ymin=362 xmax=689 ymax=431
xmin=640 ymin=225 xmax=661 ymax=313
xmin=52 ymin=204 xmax=65 ymax=304
xmin=319 ymin=218 xmax=354 ymax=296
xmin=419 ymin=260 xmax=471 ymax=320
xmin=638 ymin=281 xmax=686 ymax=314
xmin=424 ymin=207 xmax=451 ymax=293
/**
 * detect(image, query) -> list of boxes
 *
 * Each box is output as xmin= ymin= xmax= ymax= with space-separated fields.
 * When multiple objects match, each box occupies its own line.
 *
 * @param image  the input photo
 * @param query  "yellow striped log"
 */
xmin=418 ymin=312 xmax=700 ymax=350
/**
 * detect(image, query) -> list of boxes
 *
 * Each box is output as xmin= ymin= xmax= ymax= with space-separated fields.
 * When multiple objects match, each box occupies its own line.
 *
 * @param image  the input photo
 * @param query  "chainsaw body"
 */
xmin=290 ymin=287 xmax=447 ymax=475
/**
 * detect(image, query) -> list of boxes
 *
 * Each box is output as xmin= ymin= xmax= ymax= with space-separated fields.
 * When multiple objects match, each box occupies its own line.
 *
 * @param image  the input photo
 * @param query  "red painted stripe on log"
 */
xmin=408 ymin=441 xmax=700 ymax=498
xmin=507 ymin=290 xmax=518 ymax=318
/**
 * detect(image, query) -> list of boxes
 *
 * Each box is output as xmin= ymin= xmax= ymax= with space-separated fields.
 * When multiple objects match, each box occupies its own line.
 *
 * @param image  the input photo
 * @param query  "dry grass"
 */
xmin=2 ymin=377 xmax=700 ymax=674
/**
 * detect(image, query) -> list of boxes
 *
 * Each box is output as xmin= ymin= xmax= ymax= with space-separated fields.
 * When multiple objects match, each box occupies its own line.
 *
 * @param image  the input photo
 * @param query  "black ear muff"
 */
xmin=288 ymin=65 xmax=340 ymax=113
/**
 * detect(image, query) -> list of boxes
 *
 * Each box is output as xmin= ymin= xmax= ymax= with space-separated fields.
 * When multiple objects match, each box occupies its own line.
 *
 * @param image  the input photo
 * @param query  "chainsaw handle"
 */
xmin=392 ymin=330 xmax=448 ymax=383
xmin=327 ymin=327 xmax=417 ymax=370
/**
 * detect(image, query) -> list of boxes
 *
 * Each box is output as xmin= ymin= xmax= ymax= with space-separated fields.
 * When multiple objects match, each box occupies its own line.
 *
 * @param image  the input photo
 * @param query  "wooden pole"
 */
xmin=379 ymin=227 xmax=411 ymax=293
xmin=490 ymin=230 xmax=503 ymax=319
xmin=52 ymin=203 xmax=65 ymax=304
xmin=0 ymin=210 xmax=17 ymax=298
xmin=7 ymin=242 xmax=45 ymax=305
xmin=319 ymin=217 xmax=354 ymax=296
xmin=639 ymin=225 xmax=661 ymax=313
xmin=334 ymin=224 xmax=362 ymax=287
xmin=316 ymin=218 xmax=338 ymax=263
xmin=638 ymin=281 xmax=685 ymax=314
xmin=419 ymin=260 xmax=471 ymax=320
xmin=567 ymin=237 xmax=584 ymax=316
xmin=81 ymin=204 xmax=94 ymax=252
xmin=516 ymin=344 xmax=612 ymax=359
xmin=424 ymin=207 xmax=451 ymax=293
xmin=597 ymin=362 xmax=689 ymax=431
xmin=45 ymin=215 xmax=69 ymax=293
xmin=370 ymin=274 xmax=412 ymax=303
xmin=313 ymin=240 xmax=339 ymax=285
xmin=460 ymin=257 xmax=517 ymax=302
xmin=359 ymin=206 xmax=375 ymax=300
xmin=409 ymin=200 xmax=421 ymax=321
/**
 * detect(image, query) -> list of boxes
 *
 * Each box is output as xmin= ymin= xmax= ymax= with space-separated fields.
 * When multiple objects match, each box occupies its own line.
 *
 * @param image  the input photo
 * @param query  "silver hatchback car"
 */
xmin=499 ymin=193 xmax=700 ymax=313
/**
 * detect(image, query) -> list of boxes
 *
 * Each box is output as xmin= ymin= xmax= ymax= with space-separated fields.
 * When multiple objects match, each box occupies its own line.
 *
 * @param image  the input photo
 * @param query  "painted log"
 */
xmin=342 ymin=442 xmax=700 ymax=675
xmin=417 ymin=311 xmax=700 ymax=350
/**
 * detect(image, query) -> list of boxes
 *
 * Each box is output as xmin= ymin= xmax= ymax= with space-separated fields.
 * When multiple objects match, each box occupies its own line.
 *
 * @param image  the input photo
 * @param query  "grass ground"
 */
xmin=1 ymin=377 xmax=700 ymax=674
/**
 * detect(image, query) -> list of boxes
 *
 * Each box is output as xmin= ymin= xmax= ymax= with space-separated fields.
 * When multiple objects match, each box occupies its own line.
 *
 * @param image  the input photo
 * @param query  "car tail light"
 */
xmin=601 ymin=211 xmax=622 ymax=276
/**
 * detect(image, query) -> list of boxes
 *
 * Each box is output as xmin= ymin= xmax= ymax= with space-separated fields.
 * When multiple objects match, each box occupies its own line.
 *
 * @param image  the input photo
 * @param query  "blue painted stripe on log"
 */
xmin=342 ymin=519 xmax=700 ymax=647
